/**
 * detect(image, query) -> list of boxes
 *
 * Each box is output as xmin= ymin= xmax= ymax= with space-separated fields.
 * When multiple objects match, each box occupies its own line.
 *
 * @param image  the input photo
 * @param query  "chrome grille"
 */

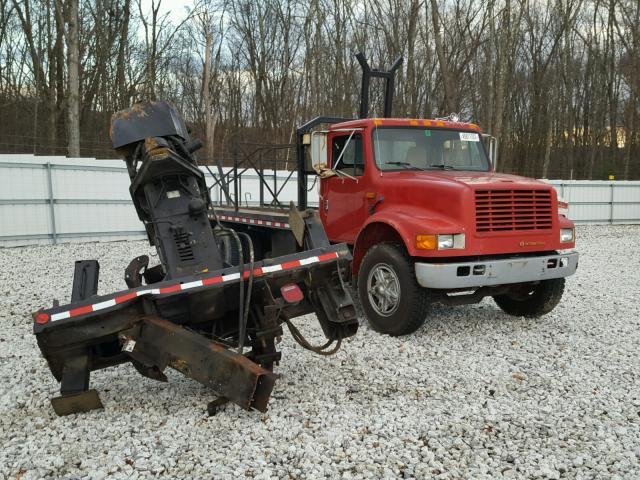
xmin=475 ymin=189 xmax=553 ymax=233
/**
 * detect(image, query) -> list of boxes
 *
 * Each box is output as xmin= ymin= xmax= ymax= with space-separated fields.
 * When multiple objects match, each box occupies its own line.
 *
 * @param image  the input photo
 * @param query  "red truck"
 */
xmin=213 ymin=54 xmax=578 ymax=336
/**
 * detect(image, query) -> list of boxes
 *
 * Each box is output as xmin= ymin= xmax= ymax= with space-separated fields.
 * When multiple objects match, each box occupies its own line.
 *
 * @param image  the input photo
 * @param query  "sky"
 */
xmin=138 ymin=0 xmax=195 ymax=22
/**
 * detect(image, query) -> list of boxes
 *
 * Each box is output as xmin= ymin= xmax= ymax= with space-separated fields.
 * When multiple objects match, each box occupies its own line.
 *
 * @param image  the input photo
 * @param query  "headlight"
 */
xmin=438 ymin=234 xmax=454 ymax=249
xmin=560 ymin=228 xmax=574 ymax=243
xmin=437 ymin=233 xmax=465 ymax=250
xmin=416 ymin=234 xmax=465 ymax=250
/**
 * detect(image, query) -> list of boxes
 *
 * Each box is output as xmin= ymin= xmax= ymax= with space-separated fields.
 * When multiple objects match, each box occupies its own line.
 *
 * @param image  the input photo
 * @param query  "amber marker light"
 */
xmin=416 ymin=234 xmax=437 ymax=250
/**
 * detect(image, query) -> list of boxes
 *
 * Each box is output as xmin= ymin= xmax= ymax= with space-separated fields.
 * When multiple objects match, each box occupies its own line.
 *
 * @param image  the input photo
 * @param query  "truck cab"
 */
xmin=313 ymin=117 xmax=578 ymax=335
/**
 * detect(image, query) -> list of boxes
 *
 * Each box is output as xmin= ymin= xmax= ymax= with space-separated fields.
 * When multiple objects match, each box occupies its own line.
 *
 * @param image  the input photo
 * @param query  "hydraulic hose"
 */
xmin=236 ymin=232 xmax=255 ymax=354
xmin=210 ymin=208 xmax=256 ymax=355
xmin=284 ymin=318 xmax=342 ymax=356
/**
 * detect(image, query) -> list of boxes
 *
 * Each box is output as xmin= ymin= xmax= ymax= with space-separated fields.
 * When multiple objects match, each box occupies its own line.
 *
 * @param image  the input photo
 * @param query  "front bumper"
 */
xmin=415 ymin=251 xmax=579 ymax=289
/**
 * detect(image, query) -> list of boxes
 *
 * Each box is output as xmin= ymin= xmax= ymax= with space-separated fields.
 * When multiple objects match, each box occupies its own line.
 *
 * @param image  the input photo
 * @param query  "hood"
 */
xmin=423 ymin=171 xmax=550 ymax=189
xmin=374 ymin=169 xmax=557 ymax=236
xmin=380 ymin=170 xmax=550 ymax=190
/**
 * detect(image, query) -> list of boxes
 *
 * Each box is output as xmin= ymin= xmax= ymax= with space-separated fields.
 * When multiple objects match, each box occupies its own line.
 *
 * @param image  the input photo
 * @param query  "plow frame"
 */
xmin=34 ymin=243 xmax=355 ymax=415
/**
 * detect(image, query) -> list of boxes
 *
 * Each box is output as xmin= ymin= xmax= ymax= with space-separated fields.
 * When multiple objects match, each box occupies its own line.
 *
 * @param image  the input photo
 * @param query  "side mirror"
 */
xmin=313 ymin=163 xmax=337 ymax=178
xmin=481 ymin=134 xmax=498 ymax=171
xmin=310 ymin=132 xmax=328 ymax=173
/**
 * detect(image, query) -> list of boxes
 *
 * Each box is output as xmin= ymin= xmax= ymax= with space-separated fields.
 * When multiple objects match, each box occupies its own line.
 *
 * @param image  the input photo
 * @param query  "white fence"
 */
xmin=1 ymin=154 xmax=639 ymax=247
xmin=548 ymin=180 xmax=640 ymax=224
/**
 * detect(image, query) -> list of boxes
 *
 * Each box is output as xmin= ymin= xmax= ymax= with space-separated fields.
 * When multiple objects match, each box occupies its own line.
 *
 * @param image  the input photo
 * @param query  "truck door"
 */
xmin=319 ymin=132 xmax=368 ymax=244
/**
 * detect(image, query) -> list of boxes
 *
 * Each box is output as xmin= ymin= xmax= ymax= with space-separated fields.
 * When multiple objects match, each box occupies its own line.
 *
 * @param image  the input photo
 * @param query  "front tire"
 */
xmin=493 ymin=278 xmax=565 ymax=317
xmin=357 ymin=243 xmax=430 ymax=336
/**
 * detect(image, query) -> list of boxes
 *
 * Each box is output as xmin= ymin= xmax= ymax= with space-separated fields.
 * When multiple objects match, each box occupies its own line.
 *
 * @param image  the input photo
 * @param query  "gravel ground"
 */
xmin=0 ymin=225 xmax=639 ymax=480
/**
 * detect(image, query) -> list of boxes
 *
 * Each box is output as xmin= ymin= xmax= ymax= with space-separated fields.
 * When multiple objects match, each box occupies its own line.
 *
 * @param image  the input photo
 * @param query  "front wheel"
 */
xmin=493 ymin=278 xmax=565 ymax=317
xmin=357 ymin=243 xmax=430 ymax=336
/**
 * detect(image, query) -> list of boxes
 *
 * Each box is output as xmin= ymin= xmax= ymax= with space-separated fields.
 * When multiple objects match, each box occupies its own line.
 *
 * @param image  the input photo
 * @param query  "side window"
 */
xmin=332 ymin=134 xmax=364 ymax=176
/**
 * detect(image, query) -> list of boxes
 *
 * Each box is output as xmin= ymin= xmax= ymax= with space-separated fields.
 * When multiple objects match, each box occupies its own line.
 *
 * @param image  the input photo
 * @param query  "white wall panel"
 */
xmin=614 ymin=184 xmax=640 ymax=202
xmin=54 ymin=203 xmax=141 ymax=234
xmin=52 ymin=168 xmax=131 ymax=200
xmin=548 ymin=180 xmax=640 ymax=223
xmin=0 ymin=204 xmax=50 ymax=236
xmin=612 ymin=203 xmax=640 ymax=222
xmin=0 ymin=164 xmax=49 ymax=200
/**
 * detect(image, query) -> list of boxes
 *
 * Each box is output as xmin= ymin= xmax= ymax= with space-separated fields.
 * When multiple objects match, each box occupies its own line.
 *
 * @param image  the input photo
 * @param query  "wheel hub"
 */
xmin=367 ymin=263 xmax=401 ymax=316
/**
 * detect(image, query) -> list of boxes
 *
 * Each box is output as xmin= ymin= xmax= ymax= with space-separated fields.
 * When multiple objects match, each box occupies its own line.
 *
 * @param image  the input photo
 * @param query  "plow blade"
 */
xmin=126 ymin=316 xmax=276 ymax=412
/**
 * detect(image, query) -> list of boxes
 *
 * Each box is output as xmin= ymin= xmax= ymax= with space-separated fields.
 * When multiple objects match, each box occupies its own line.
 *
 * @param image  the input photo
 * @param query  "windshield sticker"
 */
xmin=424 ymin=130 xmax=432 ymax=137
xmin=459 ymin=132 xmax=480 ymax=142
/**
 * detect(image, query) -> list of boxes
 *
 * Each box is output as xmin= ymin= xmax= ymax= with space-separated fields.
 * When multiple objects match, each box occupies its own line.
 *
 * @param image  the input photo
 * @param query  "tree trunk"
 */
xmin=203 ymin=29 xmax=216 ymax=164
xmin=624 ymin=93 xmax=636 ymax=179
xmin=493 ymin=0 xmax=511 ymax=157
xmin=541 ymin=117 xmax=553 ymax=178
xmin=115 ymin=0 xmax=131 ymax=109
xmin=54 ymin=0 xmax=65 ymax=146
xmin=429 ymin=0 xmax=456 ymax=114
xmin=66 ymin=0 xmax=80 ymax=157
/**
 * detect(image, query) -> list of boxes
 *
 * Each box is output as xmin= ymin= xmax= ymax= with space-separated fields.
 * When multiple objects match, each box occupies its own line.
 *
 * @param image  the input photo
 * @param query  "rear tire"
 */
xmin=357 ymin=243 xmax=430 ymax=336
xmin=493 ymin=278 xmax=565 ymax=317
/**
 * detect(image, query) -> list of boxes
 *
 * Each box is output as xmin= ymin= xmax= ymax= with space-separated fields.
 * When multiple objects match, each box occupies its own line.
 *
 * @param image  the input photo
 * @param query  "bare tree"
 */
xmin=65 ymin=0 xmax=80 ymax=156
xmin=0 ymin=0 xmax=637 ymax=179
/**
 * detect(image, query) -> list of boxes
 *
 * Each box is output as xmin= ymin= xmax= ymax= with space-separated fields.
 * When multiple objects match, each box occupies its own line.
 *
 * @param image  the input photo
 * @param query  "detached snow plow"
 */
xmin=33 ymin=101 xmax=358 ymax=416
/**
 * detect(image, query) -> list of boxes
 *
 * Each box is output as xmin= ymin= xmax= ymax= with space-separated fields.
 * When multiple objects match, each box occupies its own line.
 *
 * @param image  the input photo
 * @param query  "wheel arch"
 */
xmin=352 ymin=221 xmax=406 ymax=276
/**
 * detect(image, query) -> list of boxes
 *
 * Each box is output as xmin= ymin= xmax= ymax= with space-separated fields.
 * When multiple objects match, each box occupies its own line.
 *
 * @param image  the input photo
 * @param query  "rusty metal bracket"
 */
xmin=125 ymin=316 xmax=277 ymax=412
xmin=51 ymin=390 xmax=103 ymax=416
xmin=50 ymin=352 xmax=104 ymax=416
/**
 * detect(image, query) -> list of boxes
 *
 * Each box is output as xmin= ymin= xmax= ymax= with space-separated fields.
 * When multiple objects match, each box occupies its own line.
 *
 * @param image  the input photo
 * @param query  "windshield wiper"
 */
xmin=428 ymin=164 xmax=456 ymax=170
xmin=384 ymin=161 xmax=428 ymax=171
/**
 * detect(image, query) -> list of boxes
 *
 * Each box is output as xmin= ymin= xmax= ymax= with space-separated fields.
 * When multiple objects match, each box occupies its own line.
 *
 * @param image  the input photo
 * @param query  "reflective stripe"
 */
xmin=92 ymin=299 xmax=117 ymax=311
xmin=181 ymin=280 xmax=204 ymax=290
xmin=222 ymin=272 xmax=241 ymax=282
xmin=44 ymin=251 xmax=339 ymax=323
xmin=51 ymin=311 xmax=71 ymax=321
xmin=299 ymin=256 xmax=319 ymax=265
xmin=218 ymin=214 xmax=290 ymax=229
xmin=136 ymin=289 xmax=160 ymax=296
xmin=262 ymin=264 xmax=283 ymax=273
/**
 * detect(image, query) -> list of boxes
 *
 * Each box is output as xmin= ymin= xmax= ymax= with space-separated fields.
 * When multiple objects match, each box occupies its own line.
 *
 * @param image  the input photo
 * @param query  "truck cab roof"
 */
xmin=329 ymin=118 xmax=482 ymax=133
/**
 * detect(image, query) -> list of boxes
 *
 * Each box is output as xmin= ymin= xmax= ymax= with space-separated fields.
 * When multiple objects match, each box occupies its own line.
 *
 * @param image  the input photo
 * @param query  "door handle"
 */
xmin=323 ymin=199 xmax=329 ymax=212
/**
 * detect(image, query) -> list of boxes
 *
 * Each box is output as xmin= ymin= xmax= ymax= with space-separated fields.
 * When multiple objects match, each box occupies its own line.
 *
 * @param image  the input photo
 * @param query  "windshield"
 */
xmin=372 ymin=127 xmax=490 ymax=171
